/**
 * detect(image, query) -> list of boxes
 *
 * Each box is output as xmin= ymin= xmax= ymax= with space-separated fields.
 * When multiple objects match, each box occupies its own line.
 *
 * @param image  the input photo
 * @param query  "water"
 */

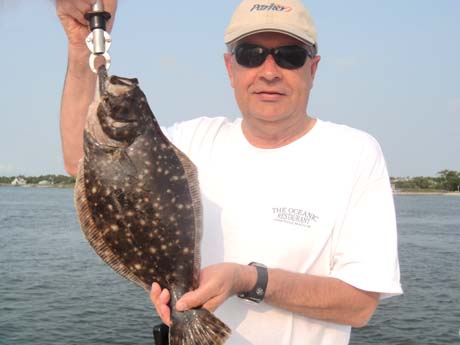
xmin=351 ymin=195 xmax=460 ymax=345
xmin=0 ymin=187 xmax=159 ymax=345
xmin=1 ymin=188 xmax=459 ymax=345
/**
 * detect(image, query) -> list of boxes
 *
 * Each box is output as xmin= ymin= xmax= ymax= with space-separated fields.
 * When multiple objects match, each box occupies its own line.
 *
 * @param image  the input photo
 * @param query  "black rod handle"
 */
xmin=153 ymin=323 xmax=169 ymax=345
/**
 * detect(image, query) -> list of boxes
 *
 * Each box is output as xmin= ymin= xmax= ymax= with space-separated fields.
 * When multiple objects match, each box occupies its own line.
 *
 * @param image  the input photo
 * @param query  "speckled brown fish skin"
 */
xmin=74 ymin=69 xmax=230 ymax=344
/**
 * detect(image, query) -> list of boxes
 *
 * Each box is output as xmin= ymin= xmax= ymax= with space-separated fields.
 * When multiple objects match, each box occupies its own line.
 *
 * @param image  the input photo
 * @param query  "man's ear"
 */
xmin=309 ymin=55 xmax=321 ymax=89
xmin=224 ymin=53 xmax=235 ymax=88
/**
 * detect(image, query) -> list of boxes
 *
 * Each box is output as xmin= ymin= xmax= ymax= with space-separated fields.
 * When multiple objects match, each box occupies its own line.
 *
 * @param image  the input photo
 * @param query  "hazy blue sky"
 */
xmin=0 ymin=0 xmax=459 ymax=177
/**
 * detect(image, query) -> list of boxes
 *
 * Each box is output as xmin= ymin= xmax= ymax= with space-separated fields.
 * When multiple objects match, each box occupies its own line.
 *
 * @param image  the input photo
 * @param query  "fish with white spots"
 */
xmin=74 ymin=67 xmax=230 ymax=344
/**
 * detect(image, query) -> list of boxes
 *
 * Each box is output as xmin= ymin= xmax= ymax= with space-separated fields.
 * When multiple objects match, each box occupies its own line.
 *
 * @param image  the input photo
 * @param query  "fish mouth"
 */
xmin=85 ymin=71 xmax=143 ymax=147
xmin=109 ymin=118 xmax=138 ymax=129
xmin=97 ymin=66 xmax=139 ymax=98
xmin=101 ymin=76 xmax=141 ymax=124
xmin=106 ymin=76 xmax=139 ymax=97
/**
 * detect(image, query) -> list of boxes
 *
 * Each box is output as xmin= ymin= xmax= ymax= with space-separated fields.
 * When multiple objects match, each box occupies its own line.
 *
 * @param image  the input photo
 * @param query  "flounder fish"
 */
xmin=74 ymin=67 xmax=230 ymax=344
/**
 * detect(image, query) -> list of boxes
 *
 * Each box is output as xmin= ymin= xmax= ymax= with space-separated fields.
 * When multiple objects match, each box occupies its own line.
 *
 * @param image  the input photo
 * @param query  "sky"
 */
xmin=0 ymin=0 xmax=459 ymax=178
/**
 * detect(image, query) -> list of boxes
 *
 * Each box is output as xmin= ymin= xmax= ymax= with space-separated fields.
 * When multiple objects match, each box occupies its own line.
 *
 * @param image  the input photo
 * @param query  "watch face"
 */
xmin=238 ymin=262 xmax=268 ymax=303
xmin=250 ymin=262 xmax=266 ymax=268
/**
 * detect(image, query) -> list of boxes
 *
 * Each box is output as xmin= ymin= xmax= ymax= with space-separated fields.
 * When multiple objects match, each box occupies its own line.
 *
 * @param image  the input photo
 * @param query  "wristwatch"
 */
xmin=238 ymin=262 xmax=268 ymax=303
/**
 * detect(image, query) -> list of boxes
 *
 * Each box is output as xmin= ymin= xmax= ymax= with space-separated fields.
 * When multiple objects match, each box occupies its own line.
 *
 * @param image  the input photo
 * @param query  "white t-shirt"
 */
xmin=165 ymin=117 xmax=402 ymax=345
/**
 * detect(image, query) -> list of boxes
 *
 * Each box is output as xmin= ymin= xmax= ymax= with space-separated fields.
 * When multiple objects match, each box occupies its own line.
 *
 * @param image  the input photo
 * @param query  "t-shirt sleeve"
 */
xmin=329 ymin=135 xmax=403 ymax=299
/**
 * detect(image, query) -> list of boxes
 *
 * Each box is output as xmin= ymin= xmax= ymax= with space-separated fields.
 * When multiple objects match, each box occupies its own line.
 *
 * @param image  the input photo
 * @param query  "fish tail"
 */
xmin=169 ymin=308 xmax=230 ymax=345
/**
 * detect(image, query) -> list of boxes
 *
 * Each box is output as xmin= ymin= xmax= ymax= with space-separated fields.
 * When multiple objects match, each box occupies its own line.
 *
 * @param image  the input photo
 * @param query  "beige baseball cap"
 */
xmin=224 ymin=0 xmax=318 ymax=49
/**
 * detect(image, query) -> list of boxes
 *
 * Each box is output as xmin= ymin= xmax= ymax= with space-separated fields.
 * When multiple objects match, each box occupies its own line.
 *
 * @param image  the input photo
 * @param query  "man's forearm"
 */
xmin=60 ymin=47 xmax=96 ymax=176
xmin=262 ymin=268 xmax=379 ymax=328
xmin=152 ymin=263 xmax=379 ymax=328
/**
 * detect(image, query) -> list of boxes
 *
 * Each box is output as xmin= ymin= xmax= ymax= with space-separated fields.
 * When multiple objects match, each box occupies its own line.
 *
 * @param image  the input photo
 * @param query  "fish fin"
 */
xmin=170 ymin=308 xmax=231 ymax=345
xmin=74 ymin=160 xmax=149 ymax=290
xmin=172 ymin=147 xmax=203 ymax=288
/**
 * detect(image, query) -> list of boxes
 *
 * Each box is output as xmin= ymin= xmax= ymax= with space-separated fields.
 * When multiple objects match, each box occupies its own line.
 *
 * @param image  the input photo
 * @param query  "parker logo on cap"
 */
xmin=224 ymin=0 xmax=318 ymax=49
xmin=249 ymin=3 xmax=293 ymax=12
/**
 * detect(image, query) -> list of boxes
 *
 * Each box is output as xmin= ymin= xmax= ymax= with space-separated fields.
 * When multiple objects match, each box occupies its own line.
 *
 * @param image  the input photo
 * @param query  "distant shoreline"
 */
xmin=0 ymin=183 xmax=74 ymax=189
xmin=2 ymin=184 xmax=459 ymax=196
xmin=394 ymin=191 xmax=460 ymax=196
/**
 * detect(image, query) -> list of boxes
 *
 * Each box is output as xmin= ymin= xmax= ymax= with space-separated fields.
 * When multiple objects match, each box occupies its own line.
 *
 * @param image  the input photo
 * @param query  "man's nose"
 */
xmin=258 ymin=54 xmax=282 ymax=81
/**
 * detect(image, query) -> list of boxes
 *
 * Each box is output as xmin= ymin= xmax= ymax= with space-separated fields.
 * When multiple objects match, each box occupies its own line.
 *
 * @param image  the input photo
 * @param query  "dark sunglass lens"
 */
xmin=235 ymin=45 xmax=267 ymax=68
xmin=234 ymin=44 xmax=309 ymax=69
xmin=274 ymin=46 xmax=308 ymax=69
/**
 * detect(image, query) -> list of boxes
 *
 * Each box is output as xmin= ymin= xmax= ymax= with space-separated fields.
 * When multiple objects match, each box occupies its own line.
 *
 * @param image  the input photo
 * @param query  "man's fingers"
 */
xmin=72 ymin=0 xmax=93 ymax=15
xmin=159 ymin=288 xmax=170 ymax=304
xmin=176 ymin=287 xmax=214 ymax=312
xmin=158 ymin=288 xmax=171 ymax=325
xmin=177 ymin=290 xmax=225 ymax=313
xmin=202 ymin=298 xmax=221 ymax=313
xmin=56 ymin=0 xmax=88 ymax=26
xmin=150 ymin=282 xmax=170 ymax=306
xmin=159 ymin=304 xmax=171 ymax=326
xmin=150 ymin=283 xmax=171 ymax=326
xmin=103 ymin=0 xmax=118 ymax=32
xmin=150 ymin=282 xmax=161 ymax=301
xmin=56 ymin=0 xmax=117 ymax=29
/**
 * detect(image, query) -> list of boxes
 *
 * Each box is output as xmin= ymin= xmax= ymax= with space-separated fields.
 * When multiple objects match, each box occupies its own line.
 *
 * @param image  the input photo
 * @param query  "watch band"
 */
xmin=238 ymin=262 xmax=268 ymax=303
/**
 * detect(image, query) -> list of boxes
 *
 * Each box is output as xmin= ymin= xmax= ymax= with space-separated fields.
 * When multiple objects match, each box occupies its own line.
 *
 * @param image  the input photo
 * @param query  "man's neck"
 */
xmin=241 ymin=115 xmax=317 ymax=149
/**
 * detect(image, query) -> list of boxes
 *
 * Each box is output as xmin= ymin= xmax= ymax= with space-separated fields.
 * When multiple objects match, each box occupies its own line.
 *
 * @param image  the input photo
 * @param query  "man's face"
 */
xmin=224 ymin=32 xmax=320 ymax=126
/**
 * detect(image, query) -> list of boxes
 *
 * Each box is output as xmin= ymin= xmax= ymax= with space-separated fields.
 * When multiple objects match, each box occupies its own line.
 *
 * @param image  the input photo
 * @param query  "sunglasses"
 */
xmin=233 ymin=44 xmax=314 ymax=70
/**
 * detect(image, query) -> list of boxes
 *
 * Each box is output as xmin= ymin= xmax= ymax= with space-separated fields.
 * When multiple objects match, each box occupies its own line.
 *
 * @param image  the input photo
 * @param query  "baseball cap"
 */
xmin=224 ymin=0 xmax=318 ymax=50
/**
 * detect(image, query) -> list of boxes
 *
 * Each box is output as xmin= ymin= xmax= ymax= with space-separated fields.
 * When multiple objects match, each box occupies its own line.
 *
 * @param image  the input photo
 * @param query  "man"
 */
xmin=57 ymin=0 xmax=402 ymax=344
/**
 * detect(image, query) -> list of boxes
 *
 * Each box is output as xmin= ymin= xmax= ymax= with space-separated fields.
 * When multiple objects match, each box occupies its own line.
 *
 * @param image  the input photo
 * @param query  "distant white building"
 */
xmin=38 ymin=180 xmax=52 ymax=185
xmin=11 ymin=177 xmax=27 ymax=186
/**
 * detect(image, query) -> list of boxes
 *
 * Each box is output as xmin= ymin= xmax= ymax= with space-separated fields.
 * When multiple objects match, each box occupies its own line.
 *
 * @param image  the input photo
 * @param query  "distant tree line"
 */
xmin=391 ymin=170 xmax=460 ymax=192
xmin=2 ymin=170 xmax=459 ymax=191
xmin=0 ymin=174 xmax=75 ymax=185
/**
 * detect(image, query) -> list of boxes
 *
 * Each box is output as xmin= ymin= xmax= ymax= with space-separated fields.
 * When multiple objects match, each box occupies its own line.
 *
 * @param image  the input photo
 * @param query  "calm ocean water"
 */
xmin=0 ymin=187 xmax=459 ymax=345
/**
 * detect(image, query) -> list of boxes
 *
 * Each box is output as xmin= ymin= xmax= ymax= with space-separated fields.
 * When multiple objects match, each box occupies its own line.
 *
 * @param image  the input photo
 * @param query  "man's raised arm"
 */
xmin=56 ymin=0 xmax=117 ymax=176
